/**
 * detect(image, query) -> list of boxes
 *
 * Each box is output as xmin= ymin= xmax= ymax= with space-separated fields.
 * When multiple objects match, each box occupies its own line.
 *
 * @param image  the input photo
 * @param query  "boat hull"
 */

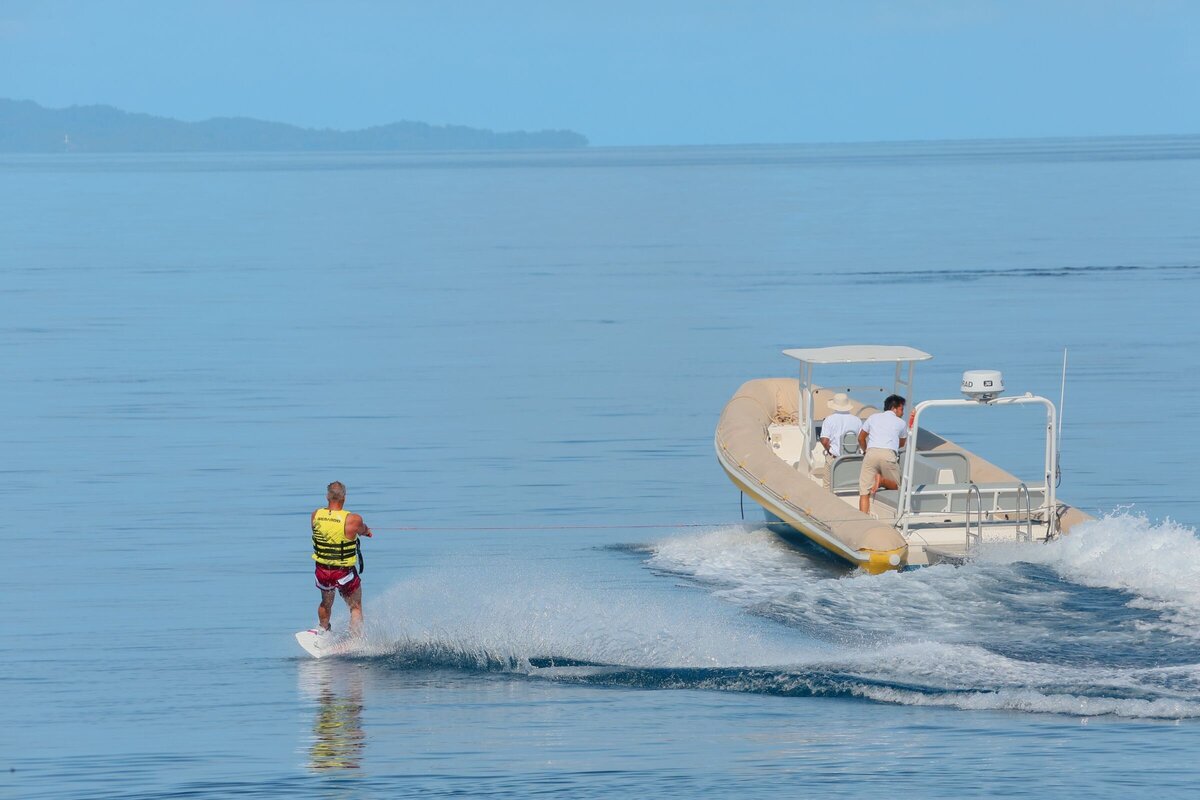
xmin=716 ymin=445 xmax=908 ymax=573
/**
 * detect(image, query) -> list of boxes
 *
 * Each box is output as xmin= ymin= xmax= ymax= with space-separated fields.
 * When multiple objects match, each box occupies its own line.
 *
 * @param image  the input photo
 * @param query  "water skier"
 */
xmin=311 ymin=480 xmax=373 ymax=639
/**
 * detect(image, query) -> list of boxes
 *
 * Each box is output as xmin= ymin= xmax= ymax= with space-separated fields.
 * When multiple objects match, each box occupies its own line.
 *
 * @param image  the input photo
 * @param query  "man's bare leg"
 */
xmin=345 ymin=588 xmax=364 ymax=638
xmin=860 ymin=465 xmax=878 ymax=513
xmin=317 ymin=589 xmax=336 ymax=631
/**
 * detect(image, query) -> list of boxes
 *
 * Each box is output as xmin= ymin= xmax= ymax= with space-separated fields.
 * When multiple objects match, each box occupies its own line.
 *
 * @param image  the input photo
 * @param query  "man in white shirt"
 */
xmin=819 ymin=393 xmax=862 ymax=488
xmin=857 ymin=394 xmax=907 ymax=513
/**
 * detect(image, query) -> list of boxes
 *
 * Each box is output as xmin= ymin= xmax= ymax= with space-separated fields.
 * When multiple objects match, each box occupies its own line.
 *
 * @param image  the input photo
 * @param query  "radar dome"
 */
xmin=961 ymin=370 xmax=1004 ymax=401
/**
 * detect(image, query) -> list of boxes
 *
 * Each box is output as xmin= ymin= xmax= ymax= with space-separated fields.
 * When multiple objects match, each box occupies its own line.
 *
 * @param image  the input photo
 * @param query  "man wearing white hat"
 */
xmin=819 ymin=393 xmax=862 ymax=488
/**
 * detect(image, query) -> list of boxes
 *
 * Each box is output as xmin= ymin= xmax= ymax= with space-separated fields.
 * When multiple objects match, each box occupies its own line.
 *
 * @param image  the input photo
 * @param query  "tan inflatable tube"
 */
xmin=714 ymin=378 xmax=908 ymax=572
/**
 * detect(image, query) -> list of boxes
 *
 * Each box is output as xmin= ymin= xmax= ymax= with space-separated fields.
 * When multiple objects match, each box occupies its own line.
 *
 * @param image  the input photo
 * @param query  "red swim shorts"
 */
xmin=314 ymin=564 xmax=361 ymax=597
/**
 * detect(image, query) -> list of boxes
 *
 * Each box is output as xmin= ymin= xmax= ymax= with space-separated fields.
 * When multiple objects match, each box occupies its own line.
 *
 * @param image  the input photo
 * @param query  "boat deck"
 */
xmin=768 ymin=422 xmax=1052 ymax=566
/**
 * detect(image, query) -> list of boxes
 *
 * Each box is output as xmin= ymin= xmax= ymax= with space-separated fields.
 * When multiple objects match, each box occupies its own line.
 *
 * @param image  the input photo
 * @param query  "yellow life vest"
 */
xmin=312 ymin=508 xmax=358 ymax=568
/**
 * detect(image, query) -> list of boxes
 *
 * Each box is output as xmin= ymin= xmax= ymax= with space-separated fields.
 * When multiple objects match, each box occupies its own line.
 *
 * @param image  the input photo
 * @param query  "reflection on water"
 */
xmin=298 ymin=660 xmax=365 ymax=771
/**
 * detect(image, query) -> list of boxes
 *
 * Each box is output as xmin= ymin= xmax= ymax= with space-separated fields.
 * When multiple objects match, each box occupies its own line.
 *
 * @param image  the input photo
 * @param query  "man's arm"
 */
xmin=820 ymin=436 xmax=832 ymax=455
xmin=857 ymin=429 xmax=869 ymax=453
xmin=345 ymin=513 xmax=372 ymax=540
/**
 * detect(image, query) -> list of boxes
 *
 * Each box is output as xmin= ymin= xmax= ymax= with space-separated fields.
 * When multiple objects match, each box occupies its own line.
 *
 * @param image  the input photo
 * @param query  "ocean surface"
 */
xmin=3 ymin=136 xmax=1200 ymax=798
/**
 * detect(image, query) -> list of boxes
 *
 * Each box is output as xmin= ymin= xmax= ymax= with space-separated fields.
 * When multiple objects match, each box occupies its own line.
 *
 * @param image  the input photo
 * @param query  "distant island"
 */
xmin=0 ymin=99 xmax=588 ymax=153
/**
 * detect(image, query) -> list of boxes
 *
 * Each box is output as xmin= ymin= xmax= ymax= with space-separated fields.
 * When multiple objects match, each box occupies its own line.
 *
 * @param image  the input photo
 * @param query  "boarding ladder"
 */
xmin=965 ymin=481 xmax=1035 ymax=553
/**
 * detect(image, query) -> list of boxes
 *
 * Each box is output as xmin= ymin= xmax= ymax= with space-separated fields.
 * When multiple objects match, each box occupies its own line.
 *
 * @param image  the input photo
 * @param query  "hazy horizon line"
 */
xmin=6 ymin=96 xmax=1199 ymax=151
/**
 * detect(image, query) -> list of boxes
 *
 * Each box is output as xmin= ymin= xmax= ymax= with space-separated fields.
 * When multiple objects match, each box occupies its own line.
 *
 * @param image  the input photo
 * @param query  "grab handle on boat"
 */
xmin=1015 ymin=483 xmax=1033 ymax=543
xmin=966 ymin=483 xmax=983 ymax=552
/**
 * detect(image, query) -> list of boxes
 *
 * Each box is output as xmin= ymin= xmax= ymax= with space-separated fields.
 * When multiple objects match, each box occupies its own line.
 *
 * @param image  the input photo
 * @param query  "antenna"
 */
xmin=1058 ymin=348 xmax=1068 ymax=448
xmin=1056 ymin=348 xmax=1067 ymax=486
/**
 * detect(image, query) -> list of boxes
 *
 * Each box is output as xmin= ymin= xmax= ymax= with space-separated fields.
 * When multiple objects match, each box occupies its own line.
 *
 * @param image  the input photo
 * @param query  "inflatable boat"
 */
xmin=714 ymin=345 xmax=1092 ymax=573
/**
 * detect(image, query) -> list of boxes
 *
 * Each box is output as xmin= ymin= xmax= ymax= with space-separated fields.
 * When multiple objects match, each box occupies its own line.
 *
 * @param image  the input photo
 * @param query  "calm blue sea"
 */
xmin=3 ymin=137 xmax=1200 ymax=799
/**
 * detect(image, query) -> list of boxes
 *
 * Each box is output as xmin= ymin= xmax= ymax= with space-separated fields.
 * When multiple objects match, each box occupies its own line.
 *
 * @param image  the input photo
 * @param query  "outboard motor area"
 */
xmin=961 ymin=370 xmax=1005 ymax=402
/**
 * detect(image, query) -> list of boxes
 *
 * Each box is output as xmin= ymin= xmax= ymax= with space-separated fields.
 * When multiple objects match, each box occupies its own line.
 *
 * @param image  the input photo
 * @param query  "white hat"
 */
xmin=827 ymin=392 xmax=854 ymax=413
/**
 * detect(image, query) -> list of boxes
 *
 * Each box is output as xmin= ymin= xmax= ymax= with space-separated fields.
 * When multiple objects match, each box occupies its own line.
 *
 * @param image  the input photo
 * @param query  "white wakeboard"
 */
xmin=295 ymin=628 xmax=350 ymax=659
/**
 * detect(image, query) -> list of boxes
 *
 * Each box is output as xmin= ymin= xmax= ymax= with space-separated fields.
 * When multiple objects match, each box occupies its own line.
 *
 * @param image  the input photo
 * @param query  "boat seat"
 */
xmin=834 ymin=449 xmax=966 ymax=498
xmin=832 ymin=446 xmax=919 ymax=495
xmin=829 ymin=454 xmax=863 ymax=495
xmin=910 ymin=451 xmax=969 ymax=485
xmin=840 ymin=431 xmax=862 ymax=456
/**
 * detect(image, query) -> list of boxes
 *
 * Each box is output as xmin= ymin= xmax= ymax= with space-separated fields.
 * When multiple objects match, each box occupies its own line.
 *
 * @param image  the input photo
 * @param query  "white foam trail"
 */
xmin=854 ymin=686 xmax=1200 ymax=719
xmin=647 ymin=525 xmax=836 ymax=605
xmin=344 ymin=551 xmax=828 ymax=669
xmin=650 ymin=517 xmax=1200 ymax=646
xmin=643 ymin=520 xmax=1200 ymax=718
xmin=647 ymin=525 xmax=1068 ymax=646
xmin=788 ymin=641 xmax=1200 ymax=718
xmin=324 ymin=518 xmax=1200 ymax=719
xmin=979 ymin=512 xmax=1200 ymax=638
xmin=829 ymin=639 xmax=1200 ymax=695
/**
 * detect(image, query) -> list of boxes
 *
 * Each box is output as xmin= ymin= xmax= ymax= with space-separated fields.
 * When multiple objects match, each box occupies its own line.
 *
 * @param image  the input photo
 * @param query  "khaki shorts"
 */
xmin=859 ymin=448 xmax=899 ymax=495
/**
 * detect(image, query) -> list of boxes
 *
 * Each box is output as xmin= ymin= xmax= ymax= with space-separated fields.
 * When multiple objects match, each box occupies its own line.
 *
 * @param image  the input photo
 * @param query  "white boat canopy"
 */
xmin=783 ymin=345 xmax=933 ymax=365
xmin=785 ymin=345 xmax=932 ymax=471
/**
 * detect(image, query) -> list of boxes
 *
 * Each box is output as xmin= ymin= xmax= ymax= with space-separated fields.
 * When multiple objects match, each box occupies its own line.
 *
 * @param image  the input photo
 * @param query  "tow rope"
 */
xmin=372 ymin=521 xmax=747 ymax=532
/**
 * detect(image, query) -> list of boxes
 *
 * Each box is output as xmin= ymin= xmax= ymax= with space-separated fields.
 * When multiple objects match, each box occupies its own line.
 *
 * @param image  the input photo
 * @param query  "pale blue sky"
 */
xmin=1 ymin=0 xmax=1196 ymax=146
